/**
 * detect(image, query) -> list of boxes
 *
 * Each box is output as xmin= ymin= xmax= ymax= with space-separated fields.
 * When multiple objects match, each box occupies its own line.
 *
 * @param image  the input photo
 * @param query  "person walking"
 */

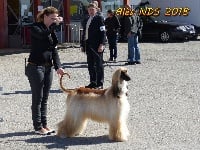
xmin=81 ymin=3 xmax=106 ymax=89
xmin=105 ymin=9 xmax=121 ymax=62
xmin=25 ymin=6 xmax=65 ymax=135
xmin=124 ymin=6 xmax=142 ymax=65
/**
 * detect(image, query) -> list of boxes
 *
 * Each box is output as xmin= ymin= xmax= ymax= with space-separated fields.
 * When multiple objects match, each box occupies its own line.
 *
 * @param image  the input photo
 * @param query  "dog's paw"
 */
xmin=109 ymin=135 xmax=128 ymax=142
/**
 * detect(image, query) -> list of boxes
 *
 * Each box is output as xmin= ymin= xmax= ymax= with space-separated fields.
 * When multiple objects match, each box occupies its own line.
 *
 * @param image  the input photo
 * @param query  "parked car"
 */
xmin=118 ymin=16 xmax=196 ymax=42
xmin=191 ymin=24 xmax=200 ymax=40
xmin=140 ymin=16 xmax=196 ymax=42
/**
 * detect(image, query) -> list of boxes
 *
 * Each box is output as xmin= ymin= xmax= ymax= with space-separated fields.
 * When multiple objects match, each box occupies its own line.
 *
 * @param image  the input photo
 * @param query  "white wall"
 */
xmin=147 ymin=0 xmax=200 ymax=26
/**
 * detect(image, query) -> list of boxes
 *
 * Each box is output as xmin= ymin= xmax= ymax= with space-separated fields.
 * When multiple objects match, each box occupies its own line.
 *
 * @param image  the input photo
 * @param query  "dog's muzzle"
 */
xmin=120 ymin=72 xmax=131 ymax=81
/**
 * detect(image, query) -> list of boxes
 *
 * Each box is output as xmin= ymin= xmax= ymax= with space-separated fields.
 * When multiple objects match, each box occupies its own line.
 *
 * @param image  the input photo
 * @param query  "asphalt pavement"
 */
xmin=0 ymin=40 xmax=200 ymax=150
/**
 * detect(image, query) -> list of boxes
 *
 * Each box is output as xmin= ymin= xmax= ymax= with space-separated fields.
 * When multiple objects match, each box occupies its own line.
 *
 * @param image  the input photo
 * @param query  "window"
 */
xmin=101 ymin=0 xmax=123 ymax=18
xmin=70 ymin=0 xmax=93 ymax=21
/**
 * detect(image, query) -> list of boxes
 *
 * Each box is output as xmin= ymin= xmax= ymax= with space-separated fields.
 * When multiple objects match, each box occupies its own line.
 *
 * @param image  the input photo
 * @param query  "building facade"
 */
xmin=0 ymin=0 xmax=131 ymax=49
xmin=146 ymin=0 xmax=200 ymax=26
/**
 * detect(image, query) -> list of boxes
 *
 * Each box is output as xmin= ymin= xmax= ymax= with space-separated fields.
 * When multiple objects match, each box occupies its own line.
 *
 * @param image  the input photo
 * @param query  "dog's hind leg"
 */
xmin=56 ymin=116 xmax=77 ymax=137
xmin=57 ymin=115 xmax=88 ymax=137
xmin=65 ymin=117 xmax=88 ymax=137
xmin=56 ymin=120 xmax=66 ymax=138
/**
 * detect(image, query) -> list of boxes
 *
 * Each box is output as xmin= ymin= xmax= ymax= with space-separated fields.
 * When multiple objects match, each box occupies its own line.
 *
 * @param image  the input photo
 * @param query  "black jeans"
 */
xmin=107 ymin=34 xmax=118 ymax=59
xmin=85 ymin=42 xmax=104 ymax=86
xmin=25 ymin=63 xmax=53 ymax=130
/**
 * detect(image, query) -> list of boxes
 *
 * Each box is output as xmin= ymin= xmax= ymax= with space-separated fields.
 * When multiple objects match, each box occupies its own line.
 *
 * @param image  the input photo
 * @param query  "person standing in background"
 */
xmin=105 ymin=9 xmax=121 ymax=62
xmin=81 ymin=3 xmax=106 ymax=89
xmin=25 ymin=6 xmax=65 ymax=135
xmin=124 ymin=5 xmax=142 ymax=65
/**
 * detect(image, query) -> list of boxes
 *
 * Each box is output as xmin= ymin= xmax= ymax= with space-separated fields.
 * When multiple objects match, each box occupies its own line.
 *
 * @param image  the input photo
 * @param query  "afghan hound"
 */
xmin=57 ymin=67 xmax=131 ymax=142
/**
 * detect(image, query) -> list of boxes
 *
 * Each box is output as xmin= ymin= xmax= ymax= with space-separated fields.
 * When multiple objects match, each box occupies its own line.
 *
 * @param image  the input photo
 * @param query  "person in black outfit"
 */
xmin=25 ymin=6 xmax=65 ymax=135
xmin=81 ymin=3 xmax=106 ymax=89
xmin=105 ymin=9 xmax=121 ymax=62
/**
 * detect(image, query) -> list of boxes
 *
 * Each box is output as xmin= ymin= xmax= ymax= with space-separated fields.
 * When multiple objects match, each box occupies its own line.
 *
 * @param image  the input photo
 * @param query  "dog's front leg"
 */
xmin=109 ymin=121 xmax=129 ymax=142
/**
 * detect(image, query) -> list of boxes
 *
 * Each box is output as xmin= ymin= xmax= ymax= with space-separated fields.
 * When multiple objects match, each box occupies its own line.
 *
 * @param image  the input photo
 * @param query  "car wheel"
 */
xmin=160 ymin=31 xmax=171 ymax=42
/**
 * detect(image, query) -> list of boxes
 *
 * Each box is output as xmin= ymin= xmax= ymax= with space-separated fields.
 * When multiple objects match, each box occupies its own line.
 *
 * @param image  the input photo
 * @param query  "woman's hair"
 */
xmin=92 ymin=1 xmax=98 ymax=7
xmin=36 ymin=6 xmax=59 ymax=22
xmin=87 ymin=3 xmax=98 ymax=9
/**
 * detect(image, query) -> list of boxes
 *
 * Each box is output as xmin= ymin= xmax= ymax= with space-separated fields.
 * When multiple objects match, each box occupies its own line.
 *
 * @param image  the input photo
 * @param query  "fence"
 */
xmin=22 ymin=23 xmax=83 ymax=49
xmin=64 ymin=24 xmax=83 ymax=48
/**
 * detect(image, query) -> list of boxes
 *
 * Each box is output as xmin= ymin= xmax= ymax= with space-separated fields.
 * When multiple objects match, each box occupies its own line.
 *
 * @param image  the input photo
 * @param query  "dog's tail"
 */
xmin=60 ymin=72 xmax=74 ymax=93
xmin=60 ymin=72 xmax=107 ymax=95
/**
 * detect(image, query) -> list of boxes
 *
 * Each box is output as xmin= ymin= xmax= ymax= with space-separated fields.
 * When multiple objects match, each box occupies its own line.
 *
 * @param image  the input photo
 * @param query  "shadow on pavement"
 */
xmin=0 ymin=131 xmax=112 ymax=149
xmin=62 ymin=60 xmax=130 ymax=69
xmin=0 ymin=49 xmax=30 ymax=56
xmin=2 ymin=89 xmax=62 ymax=95
xmin=62 ymin=62 xmax=88 ymax=69
xmin=25 ymin=135 xmax=111 ymax=149
xmin=0 ymin=131 xmax=34 ymax=138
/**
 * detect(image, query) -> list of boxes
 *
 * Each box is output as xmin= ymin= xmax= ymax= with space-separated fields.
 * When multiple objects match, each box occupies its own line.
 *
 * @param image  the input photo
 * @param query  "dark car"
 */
xmin=140 ymin=16 xmax=196 ymax=42
xmin=118 ymin=16 xmax=196 ymax=42
xmin=191 ymin=24 xmax=200 ymax=40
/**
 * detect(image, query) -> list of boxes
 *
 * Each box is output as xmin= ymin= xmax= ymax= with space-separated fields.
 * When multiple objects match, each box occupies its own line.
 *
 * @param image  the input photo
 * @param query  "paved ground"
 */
xmin=0 ymin=40 xmax=200 ymax=150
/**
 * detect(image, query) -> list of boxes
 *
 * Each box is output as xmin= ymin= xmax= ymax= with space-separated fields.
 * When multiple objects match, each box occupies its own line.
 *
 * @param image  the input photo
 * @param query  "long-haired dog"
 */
xmin=57 ymin=67 xmax=131 ymax=142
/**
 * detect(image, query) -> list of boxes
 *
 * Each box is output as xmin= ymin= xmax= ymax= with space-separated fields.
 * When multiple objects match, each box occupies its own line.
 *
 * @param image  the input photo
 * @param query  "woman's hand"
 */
xmin=98 ymin=44 xmax=104 ymax=52
xmin=56 ymin=68 xmax=65 ymax=77
xmin=55 ymin=16 xmax=63 ymax=25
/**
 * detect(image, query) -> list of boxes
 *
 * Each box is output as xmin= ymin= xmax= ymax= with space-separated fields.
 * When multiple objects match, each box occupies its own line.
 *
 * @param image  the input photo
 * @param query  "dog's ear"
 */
xmin=120 ymin=70 xmax=131 ymax=81
xmin=112 ymin=86 xmax=120 ymax=98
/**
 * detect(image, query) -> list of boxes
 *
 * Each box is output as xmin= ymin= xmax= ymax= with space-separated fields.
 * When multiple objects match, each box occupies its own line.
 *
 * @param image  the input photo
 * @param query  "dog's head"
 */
xmin=120 ymin=68 xmax=131 ymax=82
xmin=112 ymin=67 xmax=131 ymax=84
xmin=111 ymin=67 xmax=131 ymax=97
